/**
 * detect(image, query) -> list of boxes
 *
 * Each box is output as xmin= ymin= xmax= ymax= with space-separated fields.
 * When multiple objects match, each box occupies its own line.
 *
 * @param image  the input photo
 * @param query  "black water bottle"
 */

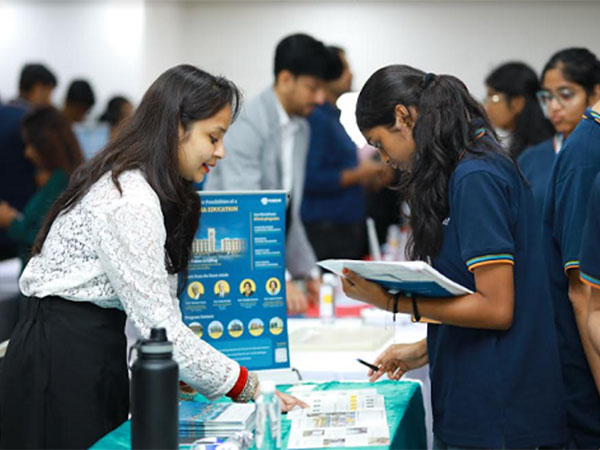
xmin=131 ymin=327 xmax=179 ymax=449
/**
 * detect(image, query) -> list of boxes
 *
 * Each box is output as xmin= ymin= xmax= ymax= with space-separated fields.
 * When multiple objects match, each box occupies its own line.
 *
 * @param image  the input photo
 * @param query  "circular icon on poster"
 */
xmin=240 ymin=279 xmax=256 ymax=297
xmin=269 ymin=317 xmax=284 ymax=335
xmin=208 ymin=321 xmax=223 ymax=339
xmin=248 ymin=318 xmax=265 ymax=337
xmin=188 ymin=321 xmax=203 ymax=338
xmin=228 ymin=319 xmax=244 ymax=338
xmin=187 ymin=282 xmax=204 ymax=300
xmin=266 ymin=278 xmax=281 ymax=296
xmin=214 ymin=280 xmax=230 ymax=298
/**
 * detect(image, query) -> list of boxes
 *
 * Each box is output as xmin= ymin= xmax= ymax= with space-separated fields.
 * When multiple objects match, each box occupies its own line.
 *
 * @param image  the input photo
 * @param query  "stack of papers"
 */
xmin=178 ymin=402 xmax=255 ymax=440
xmin=286 ymin=389 xmax=390 ymax=448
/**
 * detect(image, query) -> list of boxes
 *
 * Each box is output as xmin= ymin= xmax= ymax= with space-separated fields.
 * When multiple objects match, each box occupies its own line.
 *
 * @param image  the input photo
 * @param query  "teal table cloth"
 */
xmin=90 ymin=380 xmax=426 ymax=450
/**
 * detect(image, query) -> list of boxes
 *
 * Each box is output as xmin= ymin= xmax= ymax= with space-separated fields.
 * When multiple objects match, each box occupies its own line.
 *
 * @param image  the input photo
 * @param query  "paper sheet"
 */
xmin=286 ymin=390 xmax=390 ymax=449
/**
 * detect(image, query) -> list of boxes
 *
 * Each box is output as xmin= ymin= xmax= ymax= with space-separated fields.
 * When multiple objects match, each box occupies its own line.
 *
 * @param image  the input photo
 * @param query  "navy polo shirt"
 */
xmin=542 ymin=108 xmax=600 ymax=447
xmin=581 ymin=173 xmax=600 ymax=289
xmin=301 ymin=102 xmax=365 ymax=224
xmin=517 ymin=135 xmax=560 ymax=219
xmin=429 ymin=141 xmax=567 ymax=448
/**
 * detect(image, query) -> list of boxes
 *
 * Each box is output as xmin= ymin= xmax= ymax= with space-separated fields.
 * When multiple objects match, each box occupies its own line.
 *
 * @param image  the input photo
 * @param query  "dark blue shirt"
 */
xmin=430 ymin=142 xmax=567 ymax=448
xmin=517 ymin=135 xmax=560 ymax=219
xmin=301 ymin=102 xmax=365 ymax=224
xmin=542 ymin=108 xmax=600 ymax=447
xmin=0 ymin=104 xmax=36 ymax=251
xmin=580 ymin=173 xmax=600 ymax=289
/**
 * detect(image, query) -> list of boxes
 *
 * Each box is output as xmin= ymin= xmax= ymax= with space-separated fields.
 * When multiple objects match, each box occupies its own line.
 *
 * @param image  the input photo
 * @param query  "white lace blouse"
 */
xmin=20 ymin=170 xmax=240 ymax=400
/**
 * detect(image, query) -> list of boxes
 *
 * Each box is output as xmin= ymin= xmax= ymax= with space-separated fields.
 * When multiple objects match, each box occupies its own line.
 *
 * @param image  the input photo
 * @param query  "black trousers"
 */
xmin=0 ymin=296 xmax=129 ymax=449
xmin=304 ymin=221 xmax=367 ymax=261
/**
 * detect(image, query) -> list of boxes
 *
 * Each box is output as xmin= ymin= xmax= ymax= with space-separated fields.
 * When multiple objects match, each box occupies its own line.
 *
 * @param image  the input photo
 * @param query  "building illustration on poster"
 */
xmin=179 ymin=191 xmax=290 ymax=371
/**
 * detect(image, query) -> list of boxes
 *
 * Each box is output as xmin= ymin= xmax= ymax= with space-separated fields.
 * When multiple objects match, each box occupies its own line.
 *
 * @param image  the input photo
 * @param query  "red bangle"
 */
xmin=226 ymin=366 xmax=248 ymax=399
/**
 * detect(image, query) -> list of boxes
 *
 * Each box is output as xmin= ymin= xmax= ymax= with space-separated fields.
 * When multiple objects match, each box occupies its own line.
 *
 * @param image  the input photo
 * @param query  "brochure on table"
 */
xmin=287 ymin=389 xmax=390 ymax=449
xmin=179 ymin=402 xmax=255 ymax=439
xmin=318 ymin=259 xmax=473 ymax=297
xmin=179 ymin=191 xmax=290 ymax=371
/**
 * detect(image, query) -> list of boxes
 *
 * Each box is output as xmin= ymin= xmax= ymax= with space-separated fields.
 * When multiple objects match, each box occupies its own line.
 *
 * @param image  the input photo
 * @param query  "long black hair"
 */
xmin=486 ymin=62 xmax=554 ymax=157
xmin=33 ymin=65 xmax=242 ymax=276
xmin=356 ymin=64 xmax=504 ymax=261
xmin=542 ymin=47 xmax=600 ymax=95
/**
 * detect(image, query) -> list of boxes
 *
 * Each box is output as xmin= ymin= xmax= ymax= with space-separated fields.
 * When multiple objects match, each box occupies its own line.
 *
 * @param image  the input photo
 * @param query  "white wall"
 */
xmin=0 ymin=0 xmax=146 ymax=115
xmin=1 ymin=0 xmax=599 ymax=119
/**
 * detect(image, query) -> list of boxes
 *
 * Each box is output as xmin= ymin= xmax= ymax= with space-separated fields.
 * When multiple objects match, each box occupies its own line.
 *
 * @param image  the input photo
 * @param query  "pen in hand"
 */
xmin=356 ymin=358 xmax=379 ymax=373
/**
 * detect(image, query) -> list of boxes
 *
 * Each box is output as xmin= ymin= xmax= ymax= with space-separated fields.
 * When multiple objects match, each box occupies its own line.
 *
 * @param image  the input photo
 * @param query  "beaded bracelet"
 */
xmin=233 ymin=372 xmax=259 ymax=403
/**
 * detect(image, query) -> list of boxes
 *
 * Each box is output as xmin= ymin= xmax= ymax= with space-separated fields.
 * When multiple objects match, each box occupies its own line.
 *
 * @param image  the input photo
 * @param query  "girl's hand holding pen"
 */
xmin=368 ymin=340 xmax=428 ymax=383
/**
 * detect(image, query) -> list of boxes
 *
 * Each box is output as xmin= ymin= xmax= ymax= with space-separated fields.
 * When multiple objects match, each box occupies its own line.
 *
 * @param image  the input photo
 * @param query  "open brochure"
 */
xmin=286 ymin=389 xmax=390 ymax=449
xmin=318 ymin=259 xmax=473 ymax=298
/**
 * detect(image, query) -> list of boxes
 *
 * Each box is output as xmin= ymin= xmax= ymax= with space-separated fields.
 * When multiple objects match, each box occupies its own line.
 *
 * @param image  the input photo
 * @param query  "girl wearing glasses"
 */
xmin=518 ymin=48 xmax=600 ymax=217
xmin=543 ymin=71 xmax=600 ymax=449
xmin=342 ymin=65 xmax=567 ymax=448
xmin=484 ymin=62 xmax=554 ymax=160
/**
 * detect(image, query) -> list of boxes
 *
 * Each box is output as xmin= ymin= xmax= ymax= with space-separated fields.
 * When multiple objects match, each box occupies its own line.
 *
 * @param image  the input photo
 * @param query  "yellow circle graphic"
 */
xmin=188 ymin=321 xmax=203 ymax=338
xmin=228 ymin=319 xmax=244 ymax=338
xmin=208 ymin=321 xmax=223 ymax=339
xmin=214 ymin=280 xmax=230 ymax=297
xmin=269 ymin=316 xmax=284 ymax=335
xmin=240 ymin=279 xmax=256 ymax=297
xmin=266 ymin=278 xmax=281 ymax=296
xmin=248 ymin=318 xmax=264 ymax=337
xmin=187 ymin=282 xmax=205 ymax=299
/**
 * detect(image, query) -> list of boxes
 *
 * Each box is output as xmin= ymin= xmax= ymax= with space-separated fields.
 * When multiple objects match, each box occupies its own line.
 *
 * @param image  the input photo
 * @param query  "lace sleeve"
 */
xmin=93 ymin=191 xmax=240 ymax=400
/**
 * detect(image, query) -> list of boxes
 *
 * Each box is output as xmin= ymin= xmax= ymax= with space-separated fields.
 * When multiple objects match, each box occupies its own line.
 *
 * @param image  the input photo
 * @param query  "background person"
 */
xmin=205 ymin=33 xmax=340 ymax=314
xmin=484 ymin=61 xmax=554 ymax=158
xmin=0 ymin=106 xmax=84 ymax=268
xmin=519 ymin=48 xmax=600 ymax=217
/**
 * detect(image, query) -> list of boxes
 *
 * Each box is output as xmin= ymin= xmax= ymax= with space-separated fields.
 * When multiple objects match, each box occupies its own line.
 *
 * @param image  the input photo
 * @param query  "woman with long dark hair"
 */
xmin=0 ymin=106 xmax=83 ymax=267
xmin=0 ymin=65 xmax=304 ymax=449
xmin=519 ymin=48 xmax=600 ymax=217
xmin=342 ymin=65 xmax=567 ymax=448
xmin=484 ymin=61 xmax=554 ymax=158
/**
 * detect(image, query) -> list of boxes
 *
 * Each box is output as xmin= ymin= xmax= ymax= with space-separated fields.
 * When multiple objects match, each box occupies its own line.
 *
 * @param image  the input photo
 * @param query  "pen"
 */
xmin=356 ymin=358 xmax=379 ymax=372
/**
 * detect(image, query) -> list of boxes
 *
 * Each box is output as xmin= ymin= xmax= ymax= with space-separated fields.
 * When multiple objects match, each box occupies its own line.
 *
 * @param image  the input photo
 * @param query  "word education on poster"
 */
xmin=179 ymin=190 xmax=290 ymax=370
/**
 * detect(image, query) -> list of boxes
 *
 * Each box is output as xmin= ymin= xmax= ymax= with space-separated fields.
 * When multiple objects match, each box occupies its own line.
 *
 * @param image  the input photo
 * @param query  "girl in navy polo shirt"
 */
xmin=538 ymin=96 xmax=600 ymax=449
xmin=518 ymin=48 xmax=600 ymax=218
xmin=583 ymin=170 xmax=600 ymax=356
xmin=342 ymin=65 xmax=567 ymax=449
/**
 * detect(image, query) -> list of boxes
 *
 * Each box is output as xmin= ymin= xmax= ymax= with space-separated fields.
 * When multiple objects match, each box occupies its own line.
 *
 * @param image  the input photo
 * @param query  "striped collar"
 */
xmin=584 ymin=108 xmax=600 ymax=125
xmin=458 ymin=127 xmax=487 ymax=161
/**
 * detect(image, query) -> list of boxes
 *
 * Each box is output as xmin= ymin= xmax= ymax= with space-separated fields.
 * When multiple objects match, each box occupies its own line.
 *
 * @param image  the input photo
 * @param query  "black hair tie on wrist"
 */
xmin=423 ymin=72 xmax=437 ymax=89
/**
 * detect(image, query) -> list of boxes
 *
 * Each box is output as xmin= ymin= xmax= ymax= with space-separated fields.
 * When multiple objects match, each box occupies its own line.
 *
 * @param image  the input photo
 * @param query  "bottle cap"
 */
xmin=322 ymin=273 xmax=336 ymax=285
xmin=140 ymin=327 xmax=173 ymax=355
xmin=260 ymin=379 xmax=276 ymax=394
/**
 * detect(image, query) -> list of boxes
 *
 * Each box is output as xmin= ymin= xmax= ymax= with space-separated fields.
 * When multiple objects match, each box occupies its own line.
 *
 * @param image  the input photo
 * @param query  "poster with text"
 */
xmin=179 ymin=191 xmax=290 ymax=370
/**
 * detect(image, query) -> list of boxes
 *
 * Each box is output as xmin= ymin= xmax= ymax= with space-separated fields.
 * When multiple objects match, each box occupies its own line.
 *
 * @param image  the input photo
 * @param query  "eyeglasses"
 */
xmin=536 ymin=86 xmax=585 ymax=111
xmin=484 ymin=93 xmax=504 ymax=105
